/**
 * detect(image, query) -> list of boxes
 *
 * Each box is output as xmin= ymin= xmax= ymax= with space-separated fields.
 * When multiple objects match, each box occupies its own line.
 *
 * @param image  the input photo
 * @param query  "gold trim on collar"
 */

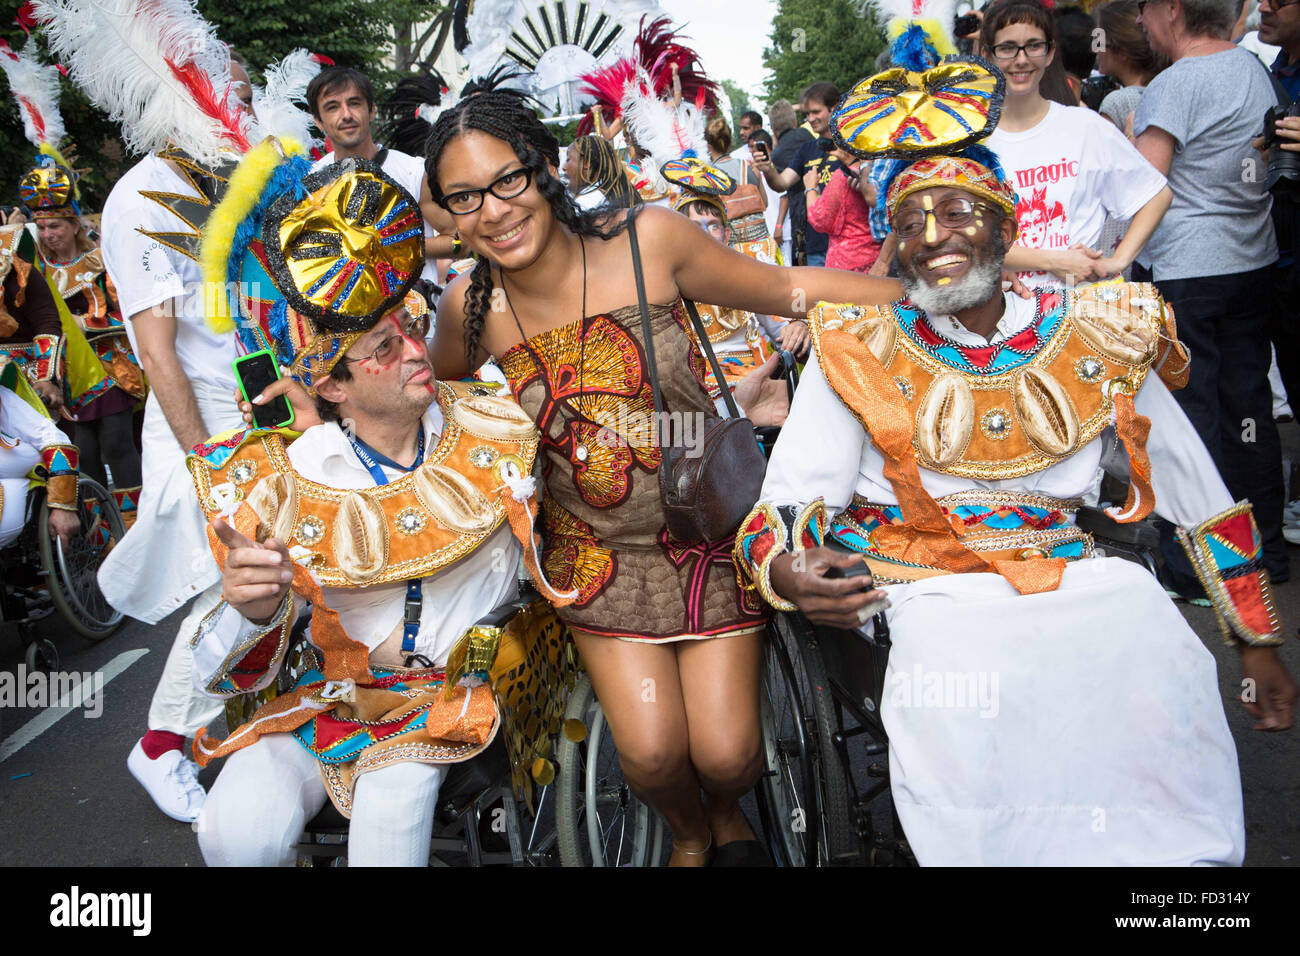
xmin=809 ymin=283 xmax=1169 ymax=480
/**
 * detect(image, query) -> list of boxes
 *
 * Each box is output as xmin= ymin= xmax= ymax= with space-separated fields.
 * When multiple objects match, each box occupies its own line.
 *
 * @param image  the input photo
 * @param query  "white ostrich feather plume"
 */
xmin=251 ymin=48 xmax=323 ymax=147
xmin=620 ymin=66 xmax=706 ymax=170
xmin=0 ymin=37 xmax=65 ymax=148
xmin=33 ymin=0 xmax=252 ymax=163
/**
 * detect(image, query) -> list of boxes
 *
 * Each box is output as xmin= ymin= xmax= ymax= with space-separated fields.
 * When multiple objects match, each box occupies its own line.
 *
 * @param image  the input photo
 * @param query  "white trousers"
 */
xmin=197 ymin=732 xmax=445 ymax=867
xmin=146 ymin=581 xmax=226 ymax=736
xmin=881 ymin=556 xmax=1245 ymax=866
xmin=0 ymin=478 xmax=31 ymax=548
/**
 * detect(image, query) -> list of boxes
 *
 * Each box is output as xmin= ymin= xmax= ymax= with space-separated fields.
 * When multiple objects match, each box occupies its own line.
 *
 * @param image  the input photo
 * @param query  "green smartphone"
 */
xmin=233 ymin=349 xmax=295 ymax=430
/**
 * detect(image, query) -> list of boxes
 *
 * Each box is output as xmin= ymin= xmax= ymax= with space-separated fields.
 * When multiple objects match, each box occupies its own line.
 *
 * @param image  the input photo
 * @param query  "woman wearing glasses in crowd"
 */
xmin=980 ymin=0 xmax=1172 ymax=287
xmin=421 ymin=90 xmax=903 ymax=866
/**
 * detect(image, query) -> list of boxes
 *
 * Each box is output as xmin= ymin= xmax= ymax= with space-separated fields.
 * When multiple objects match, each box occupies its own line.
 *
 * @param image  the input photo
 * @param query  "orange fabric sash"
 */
xmin=1108 ymin=391 xmax=1155 ymax=524
xmin=820 ymin=326 xmax=1066 ymax=595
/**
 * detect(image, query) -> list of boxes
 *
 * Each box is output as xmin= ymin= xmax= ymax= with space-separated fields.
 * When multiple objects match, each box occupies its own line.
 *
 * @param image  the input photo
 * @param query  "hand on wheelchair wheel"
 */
xmin=46 ymin=507 xmax=80 ymax=547
xmin=769 ymin=546 xmax=889 ymax=629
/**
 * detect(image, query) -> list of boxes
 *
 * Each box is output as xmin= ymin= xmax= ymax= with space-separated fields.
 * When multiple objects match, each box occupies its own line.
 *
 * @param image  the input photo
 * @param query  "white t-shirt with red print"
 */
xmin=986 ymin=101 xmax=1167 ymax=288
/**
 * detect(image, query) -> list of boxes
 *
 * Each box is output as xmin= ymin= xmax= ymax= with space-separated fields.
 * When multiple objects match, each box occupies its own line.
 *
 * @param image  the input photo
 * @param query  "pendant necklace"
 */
xmin=502 ymin=237 xmax=590 ymax=462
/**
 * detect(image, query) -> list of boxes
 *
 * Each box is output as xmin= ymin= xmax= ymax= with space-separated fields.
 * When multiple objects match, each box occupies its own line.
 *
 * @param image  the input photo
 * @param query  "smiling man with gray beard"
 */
xmin=733 ymin=41 xmax=1296 ymax=864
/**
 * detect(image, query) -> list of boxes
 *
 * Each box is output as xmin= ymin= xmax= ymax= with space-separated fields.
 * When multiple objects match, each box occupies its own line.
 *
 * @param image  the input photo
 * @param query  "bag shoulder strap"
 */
xmin=626 ymin=209 xmax=667 ymax=421
xmin=626 ymin=210 xmax=745 ymax=420
xmin=679 ymin=298 xmax=743 ymax=419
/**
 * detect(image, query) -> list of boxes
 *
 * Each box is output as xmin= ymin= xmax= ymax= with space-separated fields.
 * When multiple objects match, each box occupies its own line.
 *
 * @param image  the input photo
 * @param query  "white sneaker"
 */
xmin=127 ymin=739 xmax=207 ymax=823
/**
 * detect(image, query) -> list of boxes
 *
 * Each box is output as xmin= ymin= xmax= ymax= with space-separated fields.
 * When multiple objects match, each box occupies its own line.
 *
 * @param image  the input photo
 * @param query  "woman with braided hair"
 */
xmin=425 ymin=89 xmax=902 ymax=866
xmin=562 ymin=134 xmax=640 ymax=211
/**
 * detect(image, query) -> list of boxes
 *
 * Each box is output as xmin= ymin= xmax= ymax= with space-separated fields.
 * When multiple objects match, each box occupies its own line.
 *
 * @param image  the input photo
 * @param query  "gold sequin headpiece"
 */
xmin=259 ymin=158 xmax=423 ymax=394
xmin=662 ymin=157 xmax=733 ymax=224
xmin=19 ymin=158 xmax=78 ymax=219
xmin=831 ymin=58 xmax=1004 ymax=162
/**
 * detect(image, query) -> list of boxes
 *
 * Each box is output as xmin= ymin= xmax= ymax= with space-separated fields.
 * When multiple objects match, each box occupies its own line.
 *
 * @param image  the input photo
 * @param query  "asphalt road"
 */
xmin=1 ymin=468 xmax=1298 ymax=868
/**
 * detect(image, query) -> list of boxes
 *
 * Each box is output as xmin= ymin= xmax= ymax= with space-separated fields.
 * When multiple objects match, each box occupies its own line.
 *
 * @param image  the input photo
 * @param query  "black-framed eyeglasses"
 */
xmin=891 ymin=197 xmax=993 ymax=240
xmin=439 ymin=167 xmax=533 ymax=215
xmin=1255 ymin=0 xmax=1300 ymax=10
xmin=342 ymin=310 xmax=430 ymax=366
xmin=989 ymin=39 xmax=1053 ymax=61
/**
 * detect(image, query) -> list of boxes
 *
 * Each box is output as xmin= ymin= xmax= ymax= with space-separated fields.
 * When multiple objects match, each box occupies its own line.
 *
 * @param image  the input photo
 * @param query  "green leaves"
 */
xmin=762 ymin=0 xmax=886 ymax=108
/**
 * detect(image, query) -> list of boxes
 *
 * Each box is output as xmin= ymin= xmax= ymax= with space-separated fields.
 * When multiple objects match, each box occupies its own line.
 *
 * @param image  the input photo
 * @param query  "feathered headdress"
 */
xmin=833 ymin=0 xmax=1013 ymax=225
xmin=378 ymin=67 xmax=450 ymax=158
xmin=620 ymin=65 xmax=708 ymax=167
xmin=0 ymin=36 xmax=81 ymax=217
xmin=0 ymin=36 xmax=65 ymax=150
xmin=575 ymin=15 xmax=719 ymax=136
xmin=251 ymin=49 xmax=329 ymax=151
xmin=33 ymin=0 xmax=252 ymax=164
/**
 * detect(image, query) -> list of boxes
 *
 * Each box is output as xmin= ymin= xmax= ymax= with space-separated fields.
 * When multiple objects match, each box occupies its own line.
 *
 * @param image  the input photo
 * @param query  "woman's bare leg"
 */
xmin=571 ymin=630 xmax=711 ymax=866
xmin=676 ymin=630 xmax=765 ymax=847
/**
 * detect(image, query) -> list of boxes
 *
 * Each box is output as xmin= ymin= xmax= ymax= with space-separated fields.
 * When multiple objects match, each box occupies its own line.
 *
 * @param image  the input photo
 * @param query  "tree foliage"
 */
xmin=0 ymin=1 xmax=450 ymax=211
xmin=762 ymin=0 xmax=885 ymax=108
xmin=718 ymin=79 xmax=752 ymax=137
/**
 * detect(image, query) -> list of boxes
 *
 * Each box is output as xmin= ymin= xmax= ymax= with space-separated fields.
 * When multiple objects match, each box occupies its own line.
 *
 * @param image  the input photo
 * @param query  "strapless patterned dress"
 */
xmin=499 ymin=299 xmax=767 ymax=641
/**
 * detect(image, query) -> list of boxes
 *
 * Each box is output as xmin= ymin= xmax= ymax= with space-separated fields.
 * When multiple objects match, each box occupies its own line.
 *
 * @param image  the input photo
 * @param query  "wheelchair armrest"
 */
xmin=1075 ymin=505 xmax=1160 ymax=549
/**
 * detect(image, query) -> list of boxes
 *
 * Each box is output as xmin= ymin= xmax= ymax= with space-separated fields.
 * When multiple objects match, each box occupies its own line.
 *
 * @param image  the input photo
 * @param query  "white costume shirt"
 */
xmin=759 ymin=291 xmax=1245 ymax=866
xmin=96 ymin=154 xmax=245 ymax=622
xmin=0 ymin=385 xmax=69 ymax=546
xmin=192 ymin=402 xmax=523 ymax=692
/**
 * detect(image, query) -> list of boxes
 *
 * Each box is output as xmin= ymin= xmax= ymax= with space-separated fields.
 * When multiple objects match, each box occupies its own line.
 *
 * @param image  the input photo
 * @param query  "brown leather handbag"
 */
xmin=627 ymin=211 xmax=767 ymax=544
xmin=723 ymin=182 xmax=766 ymax=221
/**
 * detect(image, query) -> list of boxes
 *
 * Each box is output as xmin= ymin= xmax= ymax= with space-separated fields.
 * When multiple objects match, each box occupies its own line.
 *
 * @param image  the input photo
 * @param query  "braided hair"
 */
xmin=425 ymin=90 xmax=630 ymax=365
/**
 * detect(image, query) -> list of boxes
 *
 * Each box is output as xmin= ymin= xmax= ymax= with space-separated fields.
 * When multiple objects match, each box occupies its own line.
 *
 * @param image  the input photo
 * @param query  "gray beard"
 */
xmin=899 ymin=258 xmax=1004 ymax=316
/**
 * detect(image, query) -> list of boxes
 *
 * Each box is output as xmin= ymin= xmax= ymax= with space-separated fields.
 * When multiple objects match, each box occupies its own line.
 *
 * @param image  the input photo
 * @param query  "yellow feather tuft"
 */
xmin=37 ymin=143 xmax=79 ymax=201
xmin=199 ymin=138 xmax=306 ymax=335
xmin=886 ymin=18 xmax=959 ymax=59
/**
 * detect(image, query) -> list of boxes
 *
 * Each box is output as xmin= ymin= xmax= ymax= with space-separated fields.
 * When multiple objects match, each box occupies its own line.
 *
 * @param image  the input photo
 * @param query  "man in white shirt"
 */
xmin=99 ymin=153 xmax=244 ymax=824
xmin=182 ymin=154 xmax=570 ymax=865
xmin=305 ymin=66 xmax=459 ymax=271
xmin=737 ymin=153 xmax=1297 ymax=865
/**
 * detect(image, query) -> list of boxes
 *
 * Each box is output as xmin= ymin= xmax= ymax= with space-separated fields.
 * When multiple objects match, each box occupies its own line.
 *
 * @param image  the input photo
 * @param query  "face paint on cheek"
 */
xmin=937 ymin=277 xmax=952 ymax=285
xmin=962 ymin=226 xmax=978 ymax=237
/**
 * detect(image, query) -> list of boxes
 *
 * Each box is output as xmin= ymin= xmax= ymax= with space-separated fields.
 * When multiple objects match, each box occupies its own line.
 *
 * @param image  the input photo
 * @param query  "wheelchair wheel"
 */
xmin=37 ymin=476 xmax=125 ymax=641
xmin=555 ymin=674 xmax=665 ymax=867
xmin=24 ymin=636 xmax=60 ymax=673
xmin=774 ymin=614 xmax=860 ymax=864
xmin=756 ymin=624 xmax=815 ymax=866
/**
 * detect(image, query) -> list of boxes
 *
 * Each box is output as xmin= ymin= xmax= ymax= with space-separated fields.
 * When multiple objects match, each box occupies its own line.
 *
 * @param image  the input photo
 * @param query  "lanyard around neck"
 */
xmin=347 ymin=426 xmax=426 ymax=487
xmin=346 ymin=425 xmax=428 ymax=661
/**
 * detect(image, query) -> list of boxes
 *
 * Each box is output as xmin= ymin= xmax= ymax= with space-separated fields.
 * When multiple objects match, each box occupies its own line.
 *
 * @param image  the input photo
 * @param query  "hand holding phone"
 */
xmin=751 ymin=141 xmax=770 ymax=163
xmin=233 ymin=350 xmax=296 ymax=430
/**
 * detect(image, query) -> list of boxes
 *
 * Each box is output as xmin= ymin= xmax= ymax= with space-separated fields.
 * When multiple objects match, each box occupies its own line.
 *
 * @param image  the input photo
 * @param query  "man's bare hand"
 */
xmin=47 ymin=508 xmax=80 ymax=547
xmin=236 ymin=373 xmax=321 ymax=431
xmin=778 ymin=319 xmax=811 ymax=359
xmin=1240 ymin=645 xmax=1297 ymax=731
xmin=769 ymin=547 xmax=888 ymax=629
xmin=1272 ymin=115 xmax=1300 ymax=153
xmin=732 ymin=353 xmax=789 ymax=427
xmin=212 ymin=517 xmax=293 ymax=625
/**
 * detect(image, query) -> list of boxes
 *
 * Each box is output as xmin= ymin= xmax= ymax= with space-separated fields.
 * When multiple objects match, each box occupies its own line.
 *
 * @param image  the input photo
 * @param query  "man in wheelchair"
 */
xmin=734 ymin=48 xmax=1297 ymax=866
xmin=1 ymin=374 xmax=81 ymax=549
xmin=184 ymin=158 xmax=572 ymax=866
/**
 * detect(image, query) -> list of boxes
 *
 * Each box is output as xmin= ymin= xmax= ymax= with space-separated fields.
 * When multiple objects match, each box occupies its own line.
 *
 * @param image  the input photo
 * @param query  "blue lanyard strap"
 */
xmin=346 ymin=426 xmax=427 ymax=656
